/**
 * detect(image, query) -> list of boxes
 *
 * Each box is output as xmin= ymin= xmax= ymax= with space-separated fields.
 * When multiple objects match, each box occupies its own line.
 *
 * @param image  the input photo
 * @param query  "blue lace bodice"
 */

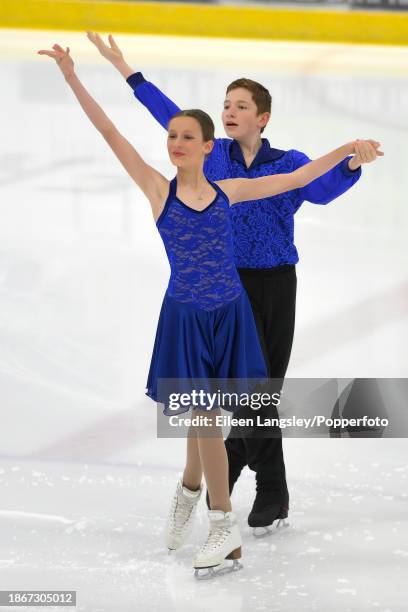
xmin=157 ymin=178 xmax=242 ymax=311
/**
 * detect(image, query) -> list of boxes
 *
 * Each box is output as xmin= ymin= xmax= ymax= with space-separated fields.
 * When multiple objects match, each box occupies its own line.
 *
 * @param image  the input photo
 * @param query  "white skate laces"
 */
xmin=166 ymin=478 xmax=202 ymax=551
xmin=193 ymin=510 xmax=243 ymax=579
xmin=199 ymin=512 xmax=231 ymax=553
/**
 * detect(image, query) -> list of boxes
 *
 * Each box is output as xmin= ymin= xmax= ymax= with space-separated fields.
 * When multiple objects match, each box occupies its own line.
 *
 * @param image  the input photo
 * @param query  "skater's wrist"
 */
xmin=347 ymin=156 xmax=361 ymax=171
xmin=112 ymin=58 xmax=135 ymax=80
xmin=347 ymin=141 xmax=357 ymax=156
xmin=64 ymin=71 xmax=76 ymax=82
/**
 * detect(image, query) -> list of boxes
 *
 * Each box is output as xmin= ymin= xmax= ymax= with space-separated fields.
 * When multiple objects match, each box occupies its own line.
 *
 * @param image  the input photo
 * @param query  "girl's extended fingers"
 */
xmin=367 ymin=142 xmax=378 ymax=160
xmin=354 ymin=139 xmax=364 ymax=156
xmin=372 ymin=145 xmax=384 ymax=160
xmin=37 ymin=50 xmax=58 ymax=58
xmin=53 ymin=43 xmax=65 ymax=52
xmin=366 ymin=146 xmax=377 ymax=162
xmin=369 ymin=139 xmax=381 ymax=147
xmin=357 ymin=139 xmax=384 ymax=158
xmin=358 ymin=141 xmax=369 ymax=163
xmin=357 ymin=143 xmax=368 ymax=162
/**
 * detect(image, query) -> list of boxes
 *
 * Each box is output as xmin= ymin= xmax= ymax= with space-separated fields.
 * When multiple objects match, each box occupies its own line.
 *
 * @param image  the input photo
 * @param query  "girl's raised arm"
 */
xmin=218 ymin=140 xmax=383 ymax=205
xmin=37 ymin=44 xmax=169 ymax=220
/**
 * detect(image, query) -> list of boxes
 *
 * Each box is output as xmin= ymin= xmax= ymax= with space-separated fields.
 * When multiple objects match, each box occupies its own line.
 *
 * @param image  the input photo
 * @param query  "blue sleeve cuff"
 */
xmin=341 ymin=156 xmax=362 ymax=177
xmin=126 ymin=72 xmax=146 ymax=90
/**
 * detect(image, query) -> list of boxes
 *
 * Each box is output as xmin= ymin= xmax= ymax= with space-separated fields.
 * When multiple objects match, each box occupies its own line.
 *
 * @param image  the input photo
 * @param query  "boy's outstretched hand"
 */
xmin=349 ymin=138 xmax=384 ymax=170
xmin=87 ymin=31 xmax=123 ymax=63
xmin=86 ymin=31 xmax=134 ymax=79
xmin=37 ymin=44 xmax=75 ymax=79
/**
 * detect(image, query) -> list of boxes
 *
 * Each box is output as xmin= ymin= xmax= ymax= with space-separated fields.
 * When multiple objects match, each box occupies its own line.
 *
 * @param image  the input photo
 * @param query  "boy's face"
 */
xmin=222 ymin=87 xmax=270 ymax=142
xmin=167 ymin=116 xmax=213 ymax=168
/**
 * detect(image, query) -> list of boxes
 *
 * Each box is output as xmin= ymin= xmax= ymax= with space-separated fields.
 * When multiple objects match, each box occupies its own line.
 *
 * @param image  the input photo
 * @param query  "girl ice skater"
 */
xmin=38 ymin=41 xmax=383 ymax=578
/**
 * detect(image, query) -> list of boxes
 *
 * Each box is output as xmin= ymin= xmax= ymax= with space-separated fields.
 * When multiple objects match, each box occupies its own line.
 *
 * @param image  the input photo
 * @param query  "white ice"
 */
xmin=0 ymin=30 xmax=407 ymax=611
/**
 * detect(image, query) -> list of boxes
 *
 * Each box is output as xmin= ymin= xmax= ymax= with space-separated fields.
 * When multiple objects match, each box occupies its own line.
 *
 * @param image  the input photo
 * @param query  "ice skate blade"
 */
xmin=194 ymin=559 xmax=243 ymax=580
xmin=253 ymin=518 xmax=289 ymax=538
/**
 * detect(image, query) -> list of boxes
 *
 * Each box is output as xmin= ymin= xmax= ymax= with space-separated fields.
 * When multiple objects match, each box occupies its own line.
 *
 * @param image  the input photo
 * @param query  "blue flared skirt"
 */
xmin=146 ymin=288 xmax=268 ymax=415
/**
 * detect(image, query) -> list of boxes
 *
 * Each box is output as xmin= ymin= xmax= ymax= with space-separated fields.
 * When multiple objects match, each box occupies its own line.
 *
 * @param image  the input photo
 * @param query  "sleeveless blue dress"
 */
xmin=146 ymin=177 xmax=268 ymax=414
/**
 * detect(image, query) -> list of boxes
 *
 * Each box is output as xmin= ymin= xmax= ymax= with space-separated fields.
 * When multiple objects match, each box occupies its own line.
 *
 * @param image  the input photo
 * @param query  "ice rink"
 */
xmin=0 ymin=29 xmax=407 ymax=611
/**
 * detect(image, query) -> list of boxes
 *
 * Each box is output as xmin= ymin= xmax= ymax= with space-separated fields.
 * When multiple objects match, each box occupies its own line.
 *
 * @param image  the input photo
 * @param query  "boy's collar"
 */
xmin=229 ymin=138 xmax=286 ymax=168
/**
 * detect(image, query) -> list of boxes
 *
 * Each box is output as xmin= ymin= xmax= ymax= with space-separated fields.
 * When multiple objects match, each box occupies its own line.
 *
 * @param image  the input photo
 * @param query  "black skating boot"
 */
xmin=248 ymin=485 xmax=289 ymax=536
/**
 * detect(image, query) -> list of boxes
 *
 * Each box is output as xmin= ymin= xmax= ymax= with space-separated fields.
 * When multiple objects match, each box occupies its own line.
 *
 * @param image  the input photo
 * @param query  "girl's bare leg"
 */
xmin=182 ymin=428 xmax=203 ymax=491
xmin=195 ymin=409 xmax=231 ymax=512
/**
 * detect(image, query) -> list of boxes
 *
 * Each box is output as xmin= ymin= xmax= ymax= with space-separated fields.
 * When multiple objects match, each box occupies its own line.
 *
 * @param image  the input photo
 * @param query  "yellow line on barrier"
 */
xmin=0 ymin=0 xmax=407 ymax=46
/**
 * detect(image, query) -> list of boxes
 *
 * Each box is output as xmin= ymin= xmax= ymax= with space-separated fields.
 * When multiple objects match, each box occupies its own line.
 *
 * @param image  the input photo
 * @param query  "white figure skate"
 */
xmin=166 ymin=478 xmax=202 ymax=551
xmin=193 ymin=510 xmax=243 ymax=579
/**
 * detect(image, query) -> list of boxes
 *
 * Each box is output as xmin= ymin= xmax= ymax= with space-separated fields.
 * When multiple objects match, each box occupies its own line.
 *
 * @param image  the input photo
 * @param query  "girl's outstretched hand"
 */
xmin=87 ymin=31 xmax=123 ymax=64
xmin=354 ymin=139 xmax=384 ymax=163
xmin=37 ymin=44 xmax=74 ymax=79
xmin=347 ymin=139 xmax=383 ymax=171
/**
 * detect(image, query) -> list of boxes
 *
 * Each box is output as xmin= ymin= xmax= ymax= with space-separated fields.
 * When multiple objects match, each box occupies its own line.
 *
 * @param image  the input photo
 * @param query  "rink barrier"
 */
xmin=0 ymin=0 xmax=408 ymax=46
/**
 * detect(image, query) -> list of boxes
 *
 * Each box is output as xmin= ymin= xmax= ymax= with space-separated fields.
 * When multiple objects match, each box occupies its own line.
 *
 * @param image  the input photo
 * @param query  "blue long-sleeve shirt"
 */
xmin=126 ymin=73 xmax=362 ymax=268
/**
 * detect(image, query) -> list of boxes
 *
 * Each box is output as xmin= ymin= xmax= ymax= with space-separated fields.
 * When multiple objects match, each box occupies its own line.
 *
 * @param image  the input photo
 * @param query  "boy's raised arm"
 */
xmin=87 ymin=31 xmax=181 ymax=130
xmin=126 ymin=72 xmax=181 ymax=130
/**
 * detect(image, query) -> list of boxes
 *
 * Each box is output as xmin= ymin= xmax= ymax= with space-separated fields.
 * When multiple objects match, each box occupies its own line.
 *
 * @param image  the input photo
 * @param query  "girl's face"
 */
xmin=167 ymin=116 xmax=213 ymax=168
xmin=222 ymin=87 xmax=270 ymax=141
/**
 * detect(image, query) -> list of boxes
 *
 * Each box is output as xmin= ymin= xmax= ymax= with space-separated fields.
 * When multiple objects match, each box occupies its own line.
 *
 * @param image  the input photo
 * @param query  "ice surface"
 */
xmin=0 ymin=441 xmax=407 ymax=611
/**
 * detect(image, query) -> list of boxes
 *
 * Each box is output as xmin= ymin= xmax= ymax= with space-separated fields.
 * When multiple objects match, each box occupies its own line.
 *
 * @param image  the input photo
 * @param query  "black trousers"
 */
xmin=225 ymin=265 xmax=297 ymax=503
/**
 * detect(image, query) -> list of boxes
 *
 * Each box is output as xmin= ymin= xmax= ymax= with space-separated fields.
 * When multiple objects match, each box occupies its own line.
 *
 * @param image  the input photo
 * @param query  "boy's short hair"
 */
xmin=226 ymin=78 xmax=272 ymax=133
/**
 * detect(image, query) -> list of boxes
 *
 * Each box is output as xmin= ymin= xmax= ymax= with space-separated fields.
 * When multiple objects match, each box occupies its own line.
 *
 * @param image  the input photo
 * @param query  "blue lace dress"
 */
xmin=146 ymin=177 xmax=268 ymax=414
